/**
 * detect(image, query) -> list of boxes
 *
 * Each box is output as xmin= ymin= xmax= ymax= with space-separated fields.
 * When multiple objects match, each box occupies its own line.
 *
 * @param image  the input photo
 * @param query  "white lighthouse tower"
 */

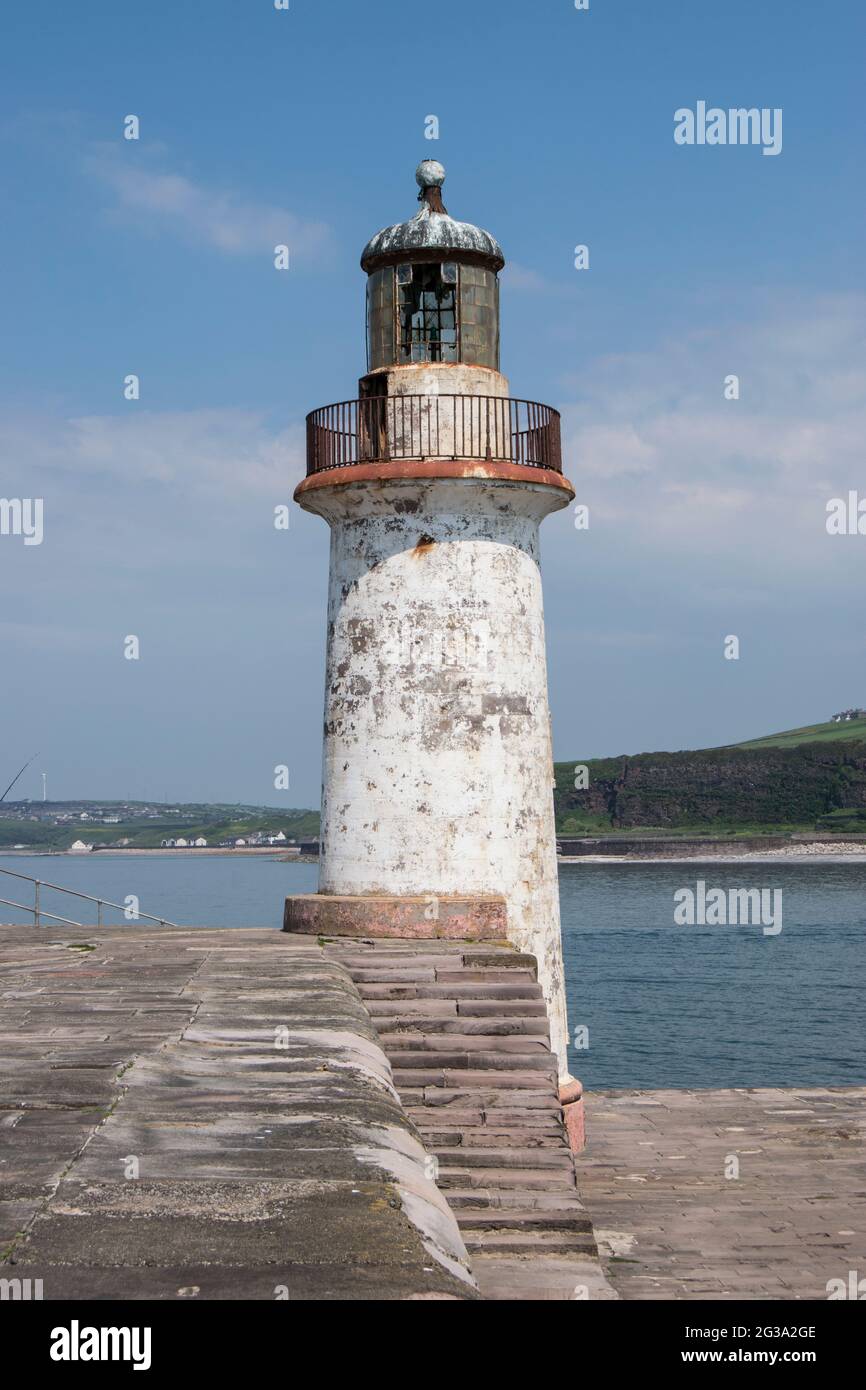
xmin=286 ymin=161 xmax=574 ymax=1076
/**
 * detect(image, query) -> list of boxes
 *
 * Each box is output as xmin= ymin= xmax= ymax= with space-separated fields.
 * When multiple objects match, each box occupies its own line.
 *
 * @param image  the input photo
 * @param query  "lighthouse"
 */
xmin=286 ymin=161 xmax=574 ymax=1077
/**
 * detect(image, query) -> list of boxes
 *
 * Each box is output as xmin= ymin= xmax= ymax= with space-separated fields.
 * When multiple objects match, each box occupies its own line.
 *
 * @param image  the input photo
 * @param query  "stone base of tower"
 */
xmin=283 ymin=892 xmax=507 ymax=940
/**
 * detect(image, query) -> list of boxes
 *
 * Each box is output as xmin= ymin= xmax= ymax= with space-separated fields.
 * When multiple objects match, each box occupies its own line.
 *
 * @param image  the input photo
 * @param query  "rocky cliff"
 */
xmin=554 ymin=739 xmax=866 ymax=830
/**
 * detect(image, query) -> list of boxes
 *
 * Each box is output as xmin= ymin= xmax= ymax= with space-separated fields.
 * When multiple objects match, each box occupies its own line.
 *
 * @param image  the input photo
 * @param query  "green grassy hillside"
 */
xmin=734 ymin=718 xmax=866 ymax=749
xmin=555 ymin=721 xmax=866 ymax=835
xmin=0 ymin=805 xmax=320 ymax=851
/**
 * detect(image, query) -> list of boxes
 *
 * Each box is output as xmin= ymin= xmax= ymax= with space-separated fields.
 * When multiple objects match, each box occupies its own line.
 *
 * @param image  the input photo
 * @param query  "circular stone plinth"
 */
xmin=283 ymin=893 xmax=508 ymax=940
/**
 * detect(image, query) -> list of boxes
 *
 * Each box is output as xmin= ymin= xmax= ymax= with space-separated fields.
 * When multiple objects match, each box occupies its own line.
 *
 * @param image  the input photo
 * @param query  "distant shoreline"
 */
xmin=560 ymin=841 xmax=866 ymax=864
xmin=0 ymin=847 xmax=309 ymax=859
xmin=3 ymin=841 xmax=866 ymax=866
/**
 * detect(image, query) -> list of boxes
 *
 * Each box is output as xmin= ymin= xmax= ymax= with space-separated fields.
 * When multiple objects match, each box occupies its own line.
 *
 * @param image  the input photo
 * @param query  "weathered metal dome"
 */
xmin=360 ymin=162 xmax=505 ymax=273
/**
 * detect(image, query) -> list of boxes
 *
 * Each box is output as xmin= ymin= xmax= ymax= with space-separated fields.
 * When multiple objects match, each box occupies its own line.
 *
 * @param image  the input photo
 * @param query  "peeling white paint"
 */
xmin=361 ymin=201 xmax=504 ymax=272
xmin=301 ymin=470 xmax=571 ymax=1075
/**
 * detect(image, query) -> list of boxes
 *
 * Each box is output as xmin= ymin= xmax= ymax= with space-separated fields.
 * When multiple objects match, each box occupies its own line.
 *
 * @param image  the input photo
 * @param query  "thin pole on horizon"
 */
xmin=0 ymin=752 xmax=40 ymax=805
xmin=42 ymin=772 xmax=47 ymax=803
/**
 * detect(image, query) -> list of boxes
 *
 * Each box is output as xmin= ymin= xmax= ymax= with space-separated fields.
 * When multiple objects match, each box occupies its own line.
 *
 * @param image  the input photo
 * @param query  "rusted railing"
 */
xmin=305 ymin=395 xmax=562 ymax=475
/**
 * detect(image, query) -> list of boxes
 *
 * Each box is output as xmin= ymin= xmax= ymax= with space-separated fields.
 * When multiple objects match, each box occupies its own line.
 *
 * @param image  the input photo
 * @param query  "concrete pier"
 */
xmin=4 ymin=923 xmax=861 ymax=1301
xmin=0 ymin=926 xmax=475 ymax=1299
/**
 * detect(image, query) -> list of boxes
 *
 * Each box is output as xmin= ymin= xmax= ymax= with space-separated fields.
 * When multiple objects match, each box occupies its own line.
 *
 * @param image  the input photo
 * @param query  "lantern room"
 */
xmin=361 ymin=160 xmax=505 ymax=374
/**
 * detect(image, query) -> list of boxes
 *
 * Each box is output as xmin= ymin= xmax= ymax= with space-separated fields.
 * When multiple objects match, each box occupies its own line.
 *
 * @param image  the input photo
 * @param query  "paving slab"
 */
xmin=579 ymin=1087 xmax=866 ymax=1301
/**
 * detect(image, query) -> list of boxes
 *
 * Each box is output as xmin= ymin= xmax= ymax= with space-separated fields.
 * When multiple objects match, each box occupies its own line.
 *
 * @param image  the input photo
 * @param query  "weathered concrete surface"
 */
xmin=579 ymin=1087 xmax=866 ymax=1300
xmin=362 ymin=361 xmax=510 ymax=397
xmin=284 ymin=893 xmax=507 ymax=938
xmin=299 ymin=474 xmax=572 ymax=1080
xmin=357 ymin=364 xmax=511 ymax=459
xmin=0 ymin=925 xmax=476 ymax=1300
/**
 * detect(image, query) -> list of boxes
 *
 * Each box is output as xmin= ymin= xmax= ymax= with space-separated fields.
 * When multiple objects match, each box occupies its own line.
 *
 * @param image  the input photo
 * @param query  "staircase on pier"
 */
xmin=323 ymin=938 xmax=608 ymax=1301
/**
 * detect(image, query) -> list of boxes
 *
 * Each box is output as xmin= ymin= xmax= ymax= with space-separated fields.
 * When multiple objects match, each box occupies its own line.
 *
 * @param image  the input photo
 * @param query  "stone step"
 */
xmin=426 ymin=1130 xmax=565 ymax=1149
xmin=462 ymin=1231 xmax=598 ymax=1256
xmin=437 ymin=1166 xmax=576 ymax=1191
xmin=406 ymin=1105 xmax=561 ymax=1126
xmin=432 ymin=1147 xmax=574 ymax=1171
xmin=332 ymin=954 xmax=467 ymax=970
xmin=349 ymin=967 xmax=438 ymax=984
xmin=456 ymin=1208 xmax=594 ymax=1233
xmin=457 ymin=1000 xmax=548 ymax=1017
xmin=328 ymin=942 xmax=484 ymax=956
xmin=379 ymin=1033 xmax=551 ymax=1054
xmin=374 ymin=1015 xmax=549 ymax=1037
xmin=461 ymin=953 xmax=538 ymax=974
xmin=359 ymin=983 xmax=544 ymax=1001
xmin=406 ymin=1106 xmax=485 ymax=1126
xmin=389 ymin=1050 xmax=557 ymax=1071
xmin=423 ymin=1127 xmax=565 ymax=1147
xmin=431 ymin=969 xmax=538 ymax=986
xmin=458 ymin=1000 xmax=544 ymax=1023
xmin=392 ymin=1065 xmax=556 ymax=1089
xmin=347 ymin=965 xmax=537 ymax=987
xmin=332 ymin=947 xmax=535 ymax=969
xmin=412 ymin=1122 xmax=566 ymax=1143
xmin=445 ymin=1189 xmax=584 ymax=1212
xmin=366 ymin=999 xmax=458 ymax=1017
xmin=416 ymin=1086 xmax=559 ymax=1107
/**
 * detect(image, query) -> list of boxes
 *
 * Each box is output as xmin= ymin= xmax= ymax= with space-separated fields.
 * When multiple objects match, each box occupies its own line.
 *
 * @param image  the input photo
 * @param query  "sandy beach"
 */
xmin=560 ymin=841 xmax=866 ymax=865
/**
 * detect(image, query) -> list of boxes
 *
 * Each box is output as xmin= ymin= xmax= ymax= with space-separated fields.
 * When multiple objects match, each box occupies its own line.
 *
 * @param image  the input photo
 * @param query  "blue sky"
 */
xmin=1 ymin=0 xmax=864 ymax=807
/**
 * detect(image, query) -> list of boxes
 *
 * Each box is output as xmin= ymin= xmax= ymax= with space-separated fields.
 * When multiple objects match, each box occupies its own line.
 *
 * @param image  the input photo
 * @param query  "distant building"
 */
xmin=160 ymin=839 xmax=176 ymax=848
xmin=175 ymin=838 xmax=189 ymax=848
xmin=831 ymin=708 xmax=866 ymax=722
xmin=68 ymin=840 xmax=92 ymax=853
xmin=235 ymin=838 xmax=246 ymax=847
xmin=193 ymin=837 xmax=207 ymax=847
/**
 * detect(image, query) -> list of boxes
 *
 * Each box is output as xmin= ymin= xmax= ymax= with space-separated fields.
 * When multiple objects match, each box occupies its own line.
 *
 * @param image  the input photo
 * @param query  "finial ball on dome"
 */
xmin=416 ymin=159 xmax=446 ymax=189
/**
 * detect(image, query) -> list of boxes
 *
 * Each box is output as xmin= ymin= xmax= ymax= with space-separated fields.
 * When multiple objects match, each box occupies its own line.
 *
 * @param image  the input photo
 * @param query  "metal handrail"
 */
xmin=0 ymin=897 xmax=84 ymax=928
xmin=305 ymin=394 xmax=562 ymax=475
xmin=0 ymin=865 xmax=178 ymax=928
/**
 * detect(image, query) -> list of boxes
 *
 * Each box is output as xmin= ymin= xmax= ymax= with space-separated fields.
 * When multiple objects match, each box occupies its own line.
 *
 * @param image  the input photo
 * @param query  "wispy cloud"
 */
xmin=84 ymin=145 xmax=332 ymax=260
xmin=554 ymin=292 xmax=866 ymax=572
xmin=0 ymin=406 xmax=309 ymax=592
xmin=501 ymin=261 xmax=549 ymax=292
xmin=2 ymin=407 xmax=306 ymax=495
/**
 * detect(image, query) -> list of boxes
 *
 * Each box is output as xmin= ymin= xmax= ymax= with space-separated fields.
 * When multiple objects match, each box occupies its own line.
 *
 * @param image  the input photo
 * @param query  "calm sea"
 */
xmin=2 ymin=853 xmax=863 ymax=1090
